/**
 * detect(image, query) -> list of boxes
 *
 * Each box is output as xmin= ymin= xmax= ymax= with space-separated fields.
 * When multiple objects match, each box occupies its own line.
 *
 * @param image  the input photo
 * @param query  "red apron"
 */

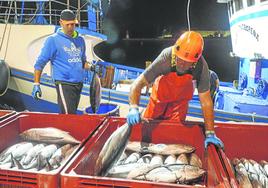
xmin=143 ymin=72 xmax=194 ymax=121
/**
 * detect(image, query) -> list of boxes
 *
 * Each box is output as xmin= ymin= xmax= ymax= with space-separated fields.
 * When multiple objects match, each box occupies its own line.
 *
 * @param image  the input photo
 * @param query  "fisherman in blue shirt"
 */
xmin=32 ymin=9 xmax=93 ymax=114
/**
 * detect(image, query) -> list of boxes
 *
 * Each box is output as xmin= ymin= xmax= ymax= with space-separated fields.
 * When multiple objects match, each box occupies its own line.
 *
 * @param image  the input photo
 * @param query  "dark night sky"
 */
xmin=103 ymin=0 xmax=229 ymax=38
xmin=95 ymin=0 xmax=238 ymax=82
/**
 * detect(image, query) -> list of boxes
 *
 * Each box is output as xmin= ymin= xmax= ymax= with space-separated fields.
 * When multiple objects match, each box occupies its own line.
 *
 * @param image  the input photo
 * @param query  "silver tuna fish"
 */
xmin=176 ymin=153 xmax=189 ymax=165
xmin=126 ymin=141 xmax=152 ymax=153
xmin=127 ymin=163 xmax=161 ymax=179
xmin=126 ymin=141 xmax=195 ymax=155
xmin=142 ymin=143 xmax=195 ymax=155
xmin=48 ymin=144 xmax=72 ymax=170
xmin=37 ymin=144 xmax=58 ymax=170
xmin=89 ymin=68 xmax=101 ymax=113
xmin=108 ymin=162 xmax=141 ymax=178
xmin=164 ymin=155 xmax=176 ymax=165
xmin=1 ymin=142 xmax=33 ymax=164
xmin=249 ymin=159 xmax=266 ymax=177
xmin=0 ymin=142 xmax=26 ymax=163
xmin=260 ymin=160 xmax=268 ymax=176
xmin=21 ymin=143 xmax=45 ymax=165
xmin=95 ymin=123 xmax=132 ymax=176
xmin=189 ymin=153 xmax=202 ymax=168
xmin=150 ymin=155 xmax=164 ymax=166
xmin=235 ymin=164 xmax=253 ymax=188
xmin=124 ymin=152 xmax=140 ymax=164
xmin=20 ymin=127 xmax=80 ymax=144
xmin=14 ymin=144 xmax=58 ymax=170
xmin=134 ymin=164 xmax=205 ymax=184
xmin=115 ymin=152 xmax=128 ymax=166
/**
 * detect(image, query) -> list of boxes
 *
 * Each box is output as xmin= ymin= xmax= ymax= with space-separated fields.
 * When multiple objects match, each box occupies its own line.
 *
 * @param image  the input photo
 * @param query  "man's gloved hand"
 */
xmin=32 ymin=83 xmax=42 ymax=100
xmin=90 ymin=63 xmax=96 ymax=72
xmin=204 ymin=131 xmax=224 ymax=149
xmin=127 ymin=107 xmax=141 ymax=126
xmin=84 ymin=61 xmax=96 ymax=72
xmin=87 ymin=60 xmax=96 ymax=72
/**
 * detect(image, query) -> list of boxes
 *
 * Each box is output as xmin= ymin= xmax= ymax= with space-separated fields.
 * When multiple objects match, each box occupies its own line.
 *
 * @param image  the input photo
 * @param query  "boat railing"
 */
xmin=0 ymin=0 xmax=104 ymax=33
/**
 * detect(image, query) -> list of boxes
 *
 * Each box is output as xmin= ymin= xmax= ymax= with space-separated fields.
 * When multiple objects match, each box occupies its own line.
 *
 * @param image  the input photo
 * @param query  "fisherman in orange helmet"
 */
xmin=127 ymin=31 xmax=224 ymax=149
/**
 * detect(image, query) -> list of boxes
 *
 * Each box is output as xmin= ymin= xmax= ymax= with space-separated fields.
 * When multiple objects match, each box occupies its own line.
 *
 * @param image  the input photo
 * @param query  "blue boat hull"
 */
xmin=1 ymin=66 xmax=268 ymax=123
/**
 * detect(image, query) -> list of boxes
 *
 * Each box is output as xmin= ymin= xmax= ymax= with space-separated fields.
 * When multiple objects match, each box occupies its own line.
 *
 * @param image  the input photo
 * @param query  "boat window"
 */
xmin=247 ymin=0 xmax=255 ymax=6
xmin=234 ymin=0 xmax=243 ymax=11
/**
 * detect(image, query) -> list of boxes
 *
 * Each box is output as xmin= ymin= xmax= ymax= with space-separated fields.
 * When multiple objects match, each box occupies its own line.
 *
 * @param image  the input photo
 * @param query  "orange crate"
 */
xmin=214 ymin=122 xmax=268 ymax=188
xmin=0 ymin=112 xmax=106 ymax=188
xmin=61 ymin=117 xmax=231 ymax=188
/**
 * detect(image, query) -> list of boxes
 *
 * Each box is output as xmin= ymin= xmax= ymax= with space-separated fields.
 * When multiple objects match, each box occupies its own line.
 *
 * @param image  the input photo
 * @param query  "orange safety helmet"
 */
xmin=174 ymin=31 xmax=204 ymax=63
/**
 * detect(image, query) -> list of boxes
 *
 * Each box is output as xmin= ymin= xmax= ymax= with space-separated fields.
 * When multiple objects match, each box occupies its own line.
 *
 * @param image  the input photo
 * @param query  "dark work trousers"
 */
xmin=55 ymin=82 xmax=83 ymax=114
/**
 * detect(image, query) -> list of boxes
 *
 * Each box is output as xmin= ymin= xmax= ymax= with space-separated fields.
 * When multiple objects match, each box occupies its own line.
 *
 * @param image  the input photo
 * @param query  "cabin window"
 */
xmin=234 ymin=0 xmax=243 ymax=11
xmin=247 ymin=0 xmax=255 ymax=6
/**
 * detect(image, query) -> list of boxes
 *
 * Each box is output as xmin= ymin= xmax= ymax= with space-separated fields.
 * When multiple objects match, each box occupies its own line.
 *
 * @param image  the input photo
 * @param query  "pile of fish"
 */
xmin=232 ymin=158 xmax=268 ymax=188
xmin=0 ymin=127 xmax=79 ymax=171
xmin=107 ymin=141 xmax=206 ymax=185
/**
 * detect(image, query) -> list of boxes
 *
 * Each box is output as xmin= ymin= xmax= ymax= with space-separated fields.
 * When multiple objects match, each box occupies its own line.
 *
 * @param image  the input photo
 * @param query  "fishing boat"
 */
xmin=90 ymin=0 xmax=268 ymax=122
xmin=0 ymin=0 xmax=268 ymax=122
xmin=210 ymin=0 xmax=268 ymax=122
xmin=0 ymin=0 xmax=138 ymax=116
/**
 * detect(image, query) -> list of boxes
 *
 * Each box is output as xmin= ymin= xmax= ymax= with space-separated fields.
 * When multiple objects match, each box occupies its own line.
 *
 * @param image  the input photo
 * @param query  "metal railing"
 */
xmin=0 ymin=0 xmax=104 ymax=33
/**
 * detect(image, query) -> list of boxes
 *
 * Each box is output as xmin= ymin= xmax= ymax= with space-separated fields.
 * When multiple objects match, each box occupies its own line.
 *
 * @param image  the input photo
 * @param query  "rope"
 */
xmin=186 ymin=0 xmax=191 ymax=31
xmin=4 ymin=24 xmax=11 ymax=61
xmin=0 ymin=0 xmax=13 ymax=53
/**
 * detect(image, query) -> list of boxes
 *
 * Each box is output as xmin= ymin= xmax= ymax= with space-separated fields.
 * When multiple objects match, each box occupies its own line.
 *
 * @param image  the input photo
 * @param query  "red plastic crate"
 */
xmin=214 ymin=122 xmax=268 ymax=188
xmin=0 ymin=112 xmax=106 ymax=188
xmin=0 ymin=110 xmax=16 ymax=125
xmin=61 ymin=117 xmax=231 ymax=188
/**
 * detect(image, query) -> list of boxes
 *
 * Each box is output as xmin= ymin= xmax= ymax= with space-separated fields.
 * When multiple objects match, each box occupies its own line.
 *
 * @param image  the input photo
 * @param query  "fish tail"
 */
xmin=13 ymin=156 xmax=24 ymax=170
xmin=46 ymin=158 xmax=53 ymax=171
xmin=56 ymin=159 xmax=61 ymax=168
xmin=10 ymin=153 xmax=15 ymax=168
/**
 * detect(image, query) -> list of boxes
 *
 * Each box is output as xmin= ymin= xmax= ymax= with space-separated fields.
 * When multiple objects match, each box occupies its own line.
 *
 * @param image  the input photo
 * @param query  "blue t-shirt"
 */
xmin=34 ymin=29 xmax=87 ymax=83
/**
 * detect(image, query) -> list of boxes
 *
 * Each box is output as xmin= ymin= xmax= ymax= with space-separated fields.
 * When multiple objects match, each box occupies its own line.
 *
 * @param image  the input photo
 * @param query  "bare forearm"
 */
xmin=199 ymin=90 xmax=215 ymax=131
xmin=34 ymin=70 xmax=42 ymax=83
xmin=129 ymin=75 xmax=148 ymax=107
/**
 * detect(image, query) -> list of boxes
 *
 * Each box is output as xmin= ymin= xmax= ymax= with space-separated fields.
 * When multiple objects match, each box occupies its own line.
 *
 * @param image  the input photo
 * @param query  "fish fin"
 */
xmin=10 ymin=153 xmax=15 ymax=168
xmin=46 ymin=158 xmax=53 ymax=171
xmin=10 ymin=153 xmax=23 ymax=169
xmin=13 ymin=157 xmax=24 ymax=169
